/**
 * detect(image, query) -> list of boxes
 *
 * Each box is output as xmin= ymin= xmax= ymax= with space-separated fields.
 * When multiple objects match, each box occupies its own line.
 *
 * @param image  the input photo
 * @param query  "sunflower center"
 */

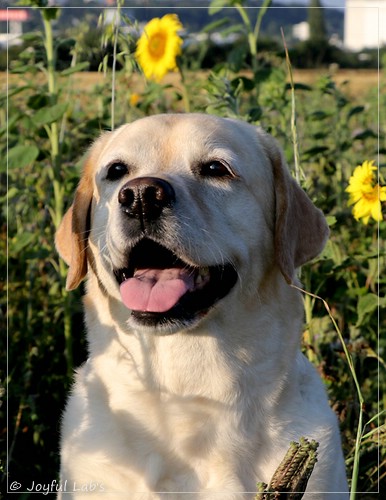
xmin=149 ymin=33 xmax=166 ymax=58
xmin=362 ymin=187 xmax=379 ymax=203
xmin=363 ymin=174 xmax=374 ymax=185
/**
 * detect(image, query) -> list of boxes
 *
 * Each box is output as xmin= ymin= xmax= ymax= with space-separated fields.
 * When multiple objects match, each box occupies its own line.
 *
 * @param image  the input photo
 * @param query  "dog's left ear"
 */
xmin=56 ymin=133 xmax=109 ymax=290
xmin=259 ymin=131 xmax=329 ymax=284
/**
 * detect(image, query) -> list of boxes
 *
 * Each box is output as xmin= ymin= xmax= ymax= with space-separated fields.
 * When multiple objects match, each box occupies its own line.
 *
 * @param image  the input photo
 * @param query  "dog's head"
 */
xmin=56 ymin=114 xmax=328 ymax=333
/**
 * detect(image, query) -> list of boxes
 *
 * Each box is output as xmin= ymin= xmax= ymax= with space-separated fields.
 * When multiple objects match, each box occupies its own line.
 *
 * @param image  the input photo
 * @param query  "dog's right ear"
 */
xmin=56 ymin=133 xmax=109 ymax=290
xmin=55 ymin=174 xmax=93 ymax=291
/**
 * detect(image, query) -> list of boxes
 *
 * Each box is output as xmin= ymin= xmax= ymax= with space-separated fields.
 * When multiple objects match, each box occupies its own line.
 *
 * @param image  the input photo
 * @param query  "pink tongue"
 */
xmin=120 ymin=268 xmax=195 ymax=313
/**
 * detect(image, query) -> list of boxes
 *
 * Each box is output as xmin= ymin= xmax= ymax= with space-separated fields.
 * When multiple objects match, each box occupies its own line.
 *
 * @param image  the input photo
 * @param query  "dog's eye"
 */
xmin=106 ymin=162 xmax=128 ymax=181
xmin=199 ymin=161 xmax=232 ymax=178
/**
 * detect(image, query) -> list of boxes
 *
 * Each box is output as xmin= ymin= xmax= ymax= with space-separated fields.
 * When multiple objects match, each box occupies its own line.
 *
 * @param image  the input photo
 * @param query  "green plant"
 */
xmin=3 ymin=2 xmax=384 ymax=497
xmin=256 ymin=438 xmax=319 ymax=499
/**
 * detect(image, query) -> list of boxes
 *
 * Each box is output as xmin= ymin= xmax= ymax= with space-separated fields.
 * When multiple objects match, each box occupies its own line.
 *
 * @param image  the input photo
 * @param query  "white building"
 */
xmin=0 ymin=9 xmax=29 ymax=47
xmin=293 ymin=21 xmax=310 ymax=42
xmin=344 ymin=0 xmax=386 ymax=50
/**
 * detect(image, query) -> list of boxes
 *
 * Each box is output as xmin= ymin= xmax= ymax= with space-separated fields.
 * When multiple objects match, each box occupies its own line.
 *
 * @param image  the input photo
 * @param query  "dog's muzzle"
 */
xmin=114 ymin=177 xmax=238 ymax=332
xmin=118 ymin=177 xmax=175 ymax=231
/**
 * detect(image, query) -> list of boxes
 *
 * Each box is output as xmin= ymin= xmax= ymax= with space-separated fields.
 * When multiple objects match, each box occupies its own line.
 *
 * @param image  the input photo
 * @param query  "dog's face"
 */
xmin=56 ymin=114 xmax=328 ymax=333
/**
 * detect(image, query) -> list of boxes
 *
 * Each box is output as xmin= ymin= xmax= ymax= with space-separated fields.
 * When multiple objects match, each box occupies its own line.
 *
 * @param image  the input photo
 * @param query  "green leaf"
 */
xmin=248 ymin=106 xmax=262 ymax=122
xmin=309 ymin=110 xmax=332 ymax=121
xmin=7 ymin=187 xmax=19 ymax=199
xmin=7 ymin=145 xmax=40 ymax=170
xmin=254 ymin=68 xmax=274 ymax=84
xmin=233 ymin=76 xmax=255 ymax=91
xmin=33 ymin=103 xmax=68 ymax=126
xmin=303 ymin=146 xmax=329 ymax=157
xmin=19 ymin=0 xmax=47 ymax=7
xmin=209 ymin=0 xmax=239 ymax=15
xmin=0 ymin=187 xmax=19 ymax=204
xmin=10 ymin=64 xmax=39 ymax=75
xmin=325 ymin=216 xmax=337 ymax=227
xmin=27 ymin=93 xmax=49 ymax=110
xmin=353 ymin=129 xmax=377 ymax=141
xmin=356 ymin=293 xmax=386 ymax=326
xmin=20 ymin=32 xmax=41 ymax=42
xmin=41 ymin=7 xmax=60 ymax=21
xmin=202 ymin=18 xmax=230 ymax=33
xmin=347 ymin=105 xmax=365 ymax=119
xmin=218 ymin=23 xmax=244 ymax=37
xmin=60 ymin=62 xmax=90 ymax=76
xmin=10 ymin=232 xmax=35 ymax=255
xmin=3 ymin=85 xmax=31 ymax=100
xmin=285 ymin=82 xmax=312 ymax=91
xmin=321 ymin=239 xmax=344 ymax=266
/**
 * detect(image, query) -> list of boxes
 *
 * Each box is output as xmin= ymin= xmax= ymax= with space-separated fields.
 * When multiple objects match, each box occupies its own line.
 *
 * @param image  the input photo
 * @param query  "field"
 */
xmin=1 ymin=3 xmax=385 ymax=498
xmin=1 ymin=67 xmax=380 ymax=97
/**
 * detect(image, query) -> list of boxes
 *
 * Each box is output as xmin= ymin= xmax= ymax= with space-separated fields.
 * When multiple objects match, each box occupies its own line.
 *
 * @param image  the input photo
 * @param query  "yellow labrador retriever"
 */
xmin=56 ymin=114 xmax=348 ymax=499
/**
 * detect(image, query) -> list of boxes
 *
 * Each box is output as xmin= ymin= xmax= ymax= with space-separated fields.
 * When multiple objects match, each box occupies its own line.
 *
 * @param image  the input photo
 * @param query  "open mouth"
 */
xmin=114 ymin=239 xmax=238 ymax=330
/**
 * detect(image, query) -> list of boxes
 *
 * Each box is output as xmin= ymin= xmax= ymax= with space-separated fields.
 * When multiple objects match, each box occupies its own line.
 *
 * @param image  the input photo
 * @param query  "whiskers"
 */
xmin=176 ymin=214 xmax=242 ymax=288
xmin=77 ymin=212 xmax=242 ymax=291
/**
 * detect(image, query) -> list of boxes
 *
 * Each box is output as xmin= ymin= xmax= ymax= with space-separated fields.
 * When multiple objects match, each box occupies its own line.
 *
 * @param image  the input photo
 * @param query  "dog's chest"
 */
xmin=81 ymin=386 xmax=252 ymax=495
xmin=84 ymin=349 xmax=257 ymax=494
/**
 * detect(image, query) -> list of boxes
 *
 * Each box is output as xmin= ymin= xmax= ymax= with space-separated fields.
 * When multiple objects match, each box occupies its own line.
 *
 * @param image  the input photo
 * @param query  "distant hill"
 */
xmin=3 ymin=0 xmax=344 ymax=42
xmin=119 ymin=1 xmax=344 ymax=40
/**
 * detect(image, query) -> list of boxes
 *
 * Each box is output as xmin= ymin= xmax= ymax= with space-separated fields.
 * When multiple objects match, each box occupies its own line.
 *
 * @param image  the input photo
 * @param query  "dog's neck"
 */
xmin=83 ymin=268 xmax=303 ymax=408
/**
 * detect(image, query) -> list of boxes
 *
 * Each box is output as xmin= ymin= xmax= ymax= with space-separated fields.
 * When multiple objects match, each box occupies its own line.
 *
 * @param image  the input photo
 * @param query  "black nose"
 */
xmin=118 ymin=177 xmax=175 ymax=227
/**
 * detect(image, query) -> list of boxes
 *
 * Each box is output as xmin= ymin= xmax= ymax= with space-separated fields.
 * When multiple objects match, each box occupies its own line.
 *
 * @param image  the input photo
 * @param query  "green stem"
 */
xmin=110 ymin=0 xmax=125 ymax=130
xmin=235 ymin=5 xmax=258 ymax=74
xmin=350 ymin=405 xmax=363 ymax=500
xmin=253 ymin=0 xmax=273 ymax=54
xmin=42 ymin=14 xmax=56 ymax=96
xmin=178 ymin=63 xmax=191 ymax=113
xmin=291 ymin=285 xmax=365 ymax=499
xmin=302 ymin=268 xmax=318 ymax=365
xmin=41 ymin=8 xmax=73 ymax=378
xmin=111 ymin=10 xmax=120 ymax=131
xmin=234 ymin=0 xmax=272 ymax=105
xmin=42 ymin=12 xmax=60 ymax=181
xmin=58 ymin=259 xmax=73 ymax=378
xmin=281 ymin=28 xmax=302 ymax=183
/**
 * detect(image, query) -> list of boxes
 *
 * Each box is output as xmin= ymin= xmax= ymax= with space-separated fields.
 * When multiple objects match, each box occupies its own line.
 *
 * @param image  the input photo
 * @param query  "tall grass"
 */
xmin=3 ymin=1 xmax=384 ymax=496
xmin=40 ymin=6 xmax=74 ymax=378
xmin=282 ymin=29 xmax=383 ymax=498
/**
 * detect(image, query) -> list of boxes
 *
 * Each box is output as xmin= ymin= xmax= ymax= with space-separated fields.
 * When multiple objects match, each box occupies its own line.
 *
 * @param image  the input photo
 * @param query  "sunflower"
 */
xmin=346 ymin=160 xmax=386 ymax=224
xmin=135 ymin=14 xmax=183 ymax=82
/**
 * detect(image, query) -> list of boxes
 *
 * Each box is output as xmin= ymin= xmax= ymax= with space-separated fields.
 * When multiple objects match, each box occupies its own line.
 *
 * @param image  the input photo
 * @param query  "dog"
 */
xmin=55 ymin=113 xmax=349 ymax=499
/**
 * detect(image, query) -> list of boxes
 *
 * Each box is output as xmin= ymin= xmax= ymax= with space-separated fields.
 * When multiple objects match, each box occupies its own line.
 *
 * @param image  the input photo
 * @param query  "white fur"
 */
xmin=56 ymin=114 xmax=349 ymax=499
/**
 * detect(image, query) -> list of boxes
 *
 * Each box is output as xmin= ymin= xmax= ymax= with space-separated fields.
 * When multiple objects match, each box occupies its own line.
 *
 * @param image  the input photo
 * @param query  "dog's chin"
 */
xmin=113 ymin=238 xmax=238 ymax=335
xmin=128 ymin=309 xmax=209 ymax=335
xmin=127 ymin=282 xmax=230 ymax=334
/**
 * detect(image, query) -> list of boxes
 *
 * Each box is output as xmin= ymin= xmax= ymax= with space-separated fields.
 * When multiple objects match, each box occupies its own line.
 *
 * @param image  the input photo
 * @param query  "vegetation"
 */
xmin=2 ymin=0 xmax=385 ymax=498
xmin=308 ymin=0 xmax=328 ymax=44
xmin=256 ymin=438 xmax=319 ymax=498
xmin=0 ymin=2 xmax=384 ymax=72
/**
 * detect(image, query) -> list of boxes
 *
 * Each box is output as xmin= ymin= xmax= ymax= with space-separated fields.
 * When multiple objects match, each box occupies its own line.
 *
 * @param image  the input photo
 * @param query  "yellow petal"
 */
xmin=135 ymin=14 xmax=183 ymax=82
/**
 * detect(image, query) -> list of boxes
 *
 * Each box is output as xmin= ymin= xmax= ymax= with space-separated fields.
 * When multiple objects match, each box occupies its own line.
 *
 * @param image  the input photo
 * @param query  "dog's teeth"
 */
xmin=200 ymin=267 xmax=209 ymax=277
xmin=195 ymin=267 xmax=209 ymax=286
